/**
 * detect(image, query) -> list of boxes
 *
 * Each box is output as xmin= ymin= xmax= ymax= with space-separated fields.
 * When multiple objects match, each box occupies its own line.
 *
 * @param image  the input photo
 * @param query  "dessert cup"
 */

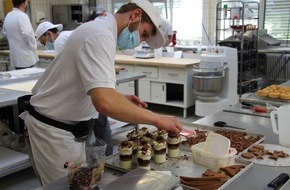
xmin=153 ymin=136 xmax=167 ymax=164
xmin=137 ymin=144 xmax=152 ymax=170
xmin=119 ymin=141 xmax=133 ymax=169
xmin=167 ymin=133 xmax=181 ymax=158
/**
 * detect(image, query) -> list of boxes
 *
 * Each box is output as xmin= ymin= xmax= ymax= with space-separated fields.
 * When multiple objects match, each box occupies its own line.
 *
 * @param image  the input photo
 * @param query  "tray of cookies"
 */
xmin=239 ymin=143 xmax=290 ymax=166
xmin=179 ymin=123 xmax=265 ymax=156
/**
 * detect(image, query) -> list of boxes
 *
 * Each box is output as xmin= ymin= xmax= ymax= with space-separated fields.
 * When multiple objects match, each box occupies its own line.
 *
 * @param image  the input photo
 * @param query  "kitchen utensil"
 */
xmin=203 ymin=132 xmax=231 ymax=156
xmin=270 ymin=104 xmax=290 ymax=147
xmin=241 ymin=102 xmax=268 ymax=112
xmin=263 ymin=173 xmax=289 ymax=190
xmin=214 ymin=121 xmax=245 ymax=130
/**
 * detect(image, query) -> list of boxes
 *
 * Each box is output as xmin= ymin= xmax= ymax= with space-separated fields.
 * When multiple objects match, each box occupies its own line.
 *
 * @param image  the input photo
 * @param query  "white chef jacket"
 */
xmin=54 ymin=30 xmax=73 ymax=55
xmin=160 ymin=18 xmax=173 ymax=41
xmin=3 ymin=8 xmax=39 ymax=69
xmin=30 ymin=13 xmax=117 ymax=123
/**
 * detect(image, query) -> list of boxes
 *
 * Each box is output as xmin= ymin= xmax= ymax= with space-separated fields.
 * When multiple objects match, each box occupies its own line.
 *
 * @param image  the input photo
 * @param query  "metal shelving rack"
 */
xmin=216 ymin=1 xmax=260 ymax=95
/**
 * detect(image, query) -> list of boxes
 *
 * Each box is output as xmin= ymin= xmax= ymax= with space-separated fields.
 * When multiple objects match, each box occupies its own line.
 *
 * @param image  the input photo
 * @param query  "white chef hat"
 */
xmin=132 ymin=0 xmax=165 ymax=49
xmin=35 ymin=21 xmax=63 ymax=40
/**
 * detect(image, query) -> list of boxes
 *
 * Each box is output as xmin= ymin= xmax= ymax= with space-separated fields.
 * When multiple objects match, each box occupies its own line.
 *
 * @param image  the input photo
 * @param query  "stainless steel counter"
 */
xmin=0 ymin=72 xmax=146 ymax=179
xmin=194 ymin=110 xmax=290 ymax=190
xmin=194 ymin=110 xmax=278 ymax=144
xmin=38 ymin=107 xmax=290 ymax=190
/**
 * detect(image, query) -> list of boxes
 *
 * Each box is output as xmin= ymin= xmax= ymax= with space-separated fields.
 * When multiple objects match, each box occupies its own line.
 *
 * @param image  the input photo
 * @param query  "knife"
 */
xmin=263 ymin=173 xmax=289 ymax=190
xmin=241 ymin=102 xmax=268 ymax=113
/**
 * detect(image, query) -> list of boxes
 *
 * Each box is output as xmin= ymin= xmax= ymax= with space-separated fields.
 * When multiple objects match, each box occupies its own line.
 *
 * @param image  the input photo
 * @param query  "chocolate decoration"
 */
xmin=119 ymin=154 xmax=132 ymax=161
xmin=154 ymin=148 xmax=166 ymax=155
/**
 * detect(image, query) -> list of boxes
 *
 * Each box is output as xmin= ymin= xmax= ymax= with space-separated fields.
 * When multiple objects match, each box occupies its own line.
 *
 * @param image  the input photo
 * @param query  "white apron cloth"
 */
xmin=24 ymin=113 xmax=85 ymax=185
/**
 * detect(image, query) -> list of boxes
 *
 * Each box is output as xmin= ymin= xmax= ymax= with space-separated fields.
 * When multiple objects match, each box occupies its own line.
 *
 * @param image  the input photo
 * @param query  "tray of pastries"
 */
xmin=241 ymin=85 xmax=290 ymax=106
xmin=105 ymin=124 xmax=257 ymax=190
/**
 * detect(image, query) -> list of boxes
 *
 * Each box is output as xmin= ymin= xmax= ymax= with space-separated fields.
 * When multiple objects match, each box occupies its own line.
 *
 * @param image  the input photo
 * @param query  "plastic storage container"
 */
xmin=191 ymin=142 xmax=237 ymax=170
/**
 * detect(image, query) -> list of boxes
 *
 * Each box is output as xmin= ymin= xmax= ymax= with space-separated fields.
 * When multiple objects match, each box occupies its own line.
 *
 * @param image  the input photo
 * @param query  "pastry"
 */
xmin=128 ymin=136 xmax=139 ymax=163
xmin=137 ymin=144 xmax=152 ymax=170
xmin=280 ymin=92 xmax=290 ymax=100
xmin=256 ymin=89 xmax=268 ymax=97
xmin=241 ymin=152 xmax=255 ymax=159
xmin=141 ymin=131 xmax=154 ymax=145
xmin=253 ymin=144 xmax=264 ymax=150
xmin=167 ymin=132 xmax=181 ymax=158
xmin=268 ymin=91 xmax=280 ymax=98
xmin=118 ymin=141 xmax=133 ymax=169
xmin=153 ymin=129 xmax=168 ymax=140
xmin=126 ymin=129 xmax=140 ymax=140
xmin=138 ymin=127 xmax=149 ymax=138
xmin=153 ymin=136 xmax=167 ymax=163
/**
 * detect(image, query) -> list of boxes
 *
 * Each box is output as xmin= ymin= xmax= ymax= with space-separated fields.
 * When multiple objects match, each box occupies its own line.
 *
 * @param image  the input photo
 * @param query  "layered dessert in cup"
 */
xmin=141 ymin=131 xmax=154 ymax=145
xmin=153 ymin=129 xmax=168 ymax=140
xmin=138 ymin=140 xmax=152 ymax=151
xmin=153 ymin=136 xmax=167 ymax=164
xmin=126 ymin=129 xmax=140 ymax=140
xmin=128 ymin=136 xmax=140 ymax=163
xmin=119 ymin=140 xmax=133 ymax=169
xmin=167 ymin=132 xmax=181 ymax=158
xmin=137 ymin=144 xmax=152 ymax=170
xmin=138 ymin=127 xmax=149 ymax=138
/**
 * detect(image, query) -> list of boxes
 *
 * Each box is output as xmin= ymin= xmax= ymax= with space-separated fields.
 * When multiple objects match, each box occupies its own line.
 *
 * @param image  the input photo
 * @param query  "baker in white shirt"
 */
xmin=21 ymin=0 xmax=182 ymax=185
xmin=2 ymin=0 xmax=39 ymax=70
xmin=160 ymin=17 xmax=173 ymax=47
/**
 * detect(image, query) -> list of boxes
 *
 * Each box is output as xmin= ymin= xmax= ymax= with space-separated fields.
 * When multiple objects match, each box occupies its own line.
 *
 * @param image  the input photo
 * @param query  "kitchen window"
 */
xmin=264 ymin=0 xmax=290 ymax=45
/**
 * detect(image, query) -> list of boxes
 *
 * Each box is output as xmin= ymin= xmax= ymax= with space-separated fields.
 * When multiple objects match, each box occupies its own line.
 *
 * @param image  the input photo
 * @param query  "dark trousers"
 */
xmin=94 ymin=113 xmax=113 ymax=156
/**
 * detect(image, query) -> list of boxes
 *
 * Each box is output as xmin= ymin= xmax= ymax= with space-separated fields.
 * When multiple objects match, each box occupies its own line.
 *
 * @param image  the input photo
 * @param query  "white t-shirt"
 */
xmin=30 ymin=13 xmax=117 ymax=123
xmin=54 ymin=30 xmax=74 ymax=55
xmin=3 ymin=8 xmax=39 ymax=69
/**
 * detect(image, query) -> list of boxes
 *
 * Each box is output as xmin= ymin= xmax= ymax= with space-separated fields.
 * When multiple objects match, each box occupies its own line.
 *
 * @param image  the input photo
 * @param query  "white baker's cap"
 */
xmin=35 ymin=21 xmax=63 ymax=40
xmin=132 ymin=0 xmax=165 ymax=49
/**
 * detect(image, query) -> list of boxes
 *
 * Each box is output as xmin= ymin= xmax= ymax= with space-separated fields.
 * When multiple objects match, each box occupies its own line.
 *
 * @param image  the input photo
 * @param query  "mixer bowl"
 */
xmin=192 ymin=65 xmax=224 ymax=97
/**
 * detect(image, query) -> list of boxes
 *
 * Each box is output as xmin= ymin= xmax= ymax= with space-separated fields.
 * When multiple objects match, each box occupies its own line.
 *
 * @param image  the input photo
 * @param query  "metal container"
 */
xmin=192 ymin=64 xmax=225 ymax=97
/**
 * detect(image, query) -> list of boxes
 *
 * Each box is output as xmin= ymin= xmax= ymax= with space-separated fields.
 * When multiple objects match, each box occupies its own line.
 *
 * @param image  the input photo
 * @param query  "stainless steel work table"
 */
xmin=194 ymin=110 xmax=290 ymax=190
xmin=223 ymin=103 xmax=270 ymax=118
xmin=0 ymin=72 xmax=145 ymax=179
xmin=39 ymin=109 xmax=289 ymax=190
xmin=0 ymin=72 xmax=145 ymax=133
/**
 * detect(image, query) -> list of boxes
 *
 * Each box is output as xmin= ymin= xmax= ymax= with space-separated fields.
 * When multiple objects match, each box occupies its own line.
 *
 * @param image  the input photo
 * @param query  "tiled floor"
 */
xmin=0 ymin=104 xmax=198 ymax=190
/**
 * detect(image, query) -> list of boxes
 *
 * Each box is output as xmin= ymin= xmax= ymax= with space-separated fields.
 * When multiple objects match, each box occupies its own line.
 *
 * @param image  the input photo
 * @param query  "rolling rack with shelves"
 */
xmin=216 ymin=1 xmax=260 ymax=95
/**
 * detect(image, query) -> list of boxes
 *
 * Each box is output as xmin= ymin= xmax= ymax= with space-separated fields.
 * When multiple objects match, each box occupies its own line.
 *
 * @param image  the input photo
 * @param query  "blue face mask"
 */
xmin=46 ymin=41 xmax=54 ymax=50
xmin=117 ymin=20 xmax=141 ymax=50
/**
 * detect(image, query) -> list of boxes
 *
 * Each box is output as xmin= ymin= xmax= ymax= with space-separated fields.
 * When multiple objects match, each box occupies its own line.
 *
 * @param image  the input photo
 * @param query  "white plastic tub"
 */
xmin=191 ymin=142 xmax=237 ymax=170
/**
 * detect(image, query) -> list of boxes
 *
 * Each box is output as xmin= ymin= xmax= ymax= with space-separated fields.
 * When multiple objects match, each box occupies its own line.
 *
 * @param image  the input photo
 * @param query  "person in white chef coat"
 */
xmin=160 ymin=17 xmax=173 ymax=47
xmin=35 ymin=21 xmax=72 ymax=53
xmin=2 ymin=0 xmax=39 ymax=70
xmin=21 ymin=0 xmax=182 ymax=185
xmin=36 ymin=21 xmax=123 ymax=156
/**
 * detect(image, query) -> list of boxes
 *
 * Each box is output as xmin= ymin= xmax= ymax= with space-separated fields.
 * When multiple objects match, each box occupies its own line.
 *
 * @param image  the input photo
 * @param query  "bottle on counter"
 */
xmin=171 ymin=31 xmax=177 ymax=47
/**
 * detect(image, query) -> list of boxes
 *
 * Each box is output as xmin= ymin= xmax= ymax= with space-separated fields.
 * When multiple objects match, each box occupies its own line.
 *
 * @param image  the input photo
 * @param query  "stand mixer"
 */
xmin=193 ymin=46 xmax=239 ymax=117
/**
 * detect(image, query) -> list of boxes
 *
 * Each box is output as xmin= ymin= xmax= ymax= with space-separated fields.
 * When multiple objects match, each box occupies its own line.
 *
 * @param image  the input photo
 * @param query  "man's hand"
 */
xmin=115 ymin=66 xmax=125 ymax=74
xmin=124 ymin=95 xmax=148 ymax=108
xmin=155 ymin=115 xmax=182 ymax=134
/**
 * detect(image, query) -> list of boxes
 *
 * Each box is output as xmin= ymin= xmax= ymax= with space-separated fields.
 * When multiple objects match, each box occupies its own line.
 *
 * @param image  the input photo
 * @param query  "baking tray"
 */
xmin=102 ymin=167 xmax=179 ymax=190
xmin=105 ymin=150 xmax=253 ymax=190
xmin=240 ymin=93 xmax=290 ymax=106
xmin=179 ymin=122 xmax=266 ymax=157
